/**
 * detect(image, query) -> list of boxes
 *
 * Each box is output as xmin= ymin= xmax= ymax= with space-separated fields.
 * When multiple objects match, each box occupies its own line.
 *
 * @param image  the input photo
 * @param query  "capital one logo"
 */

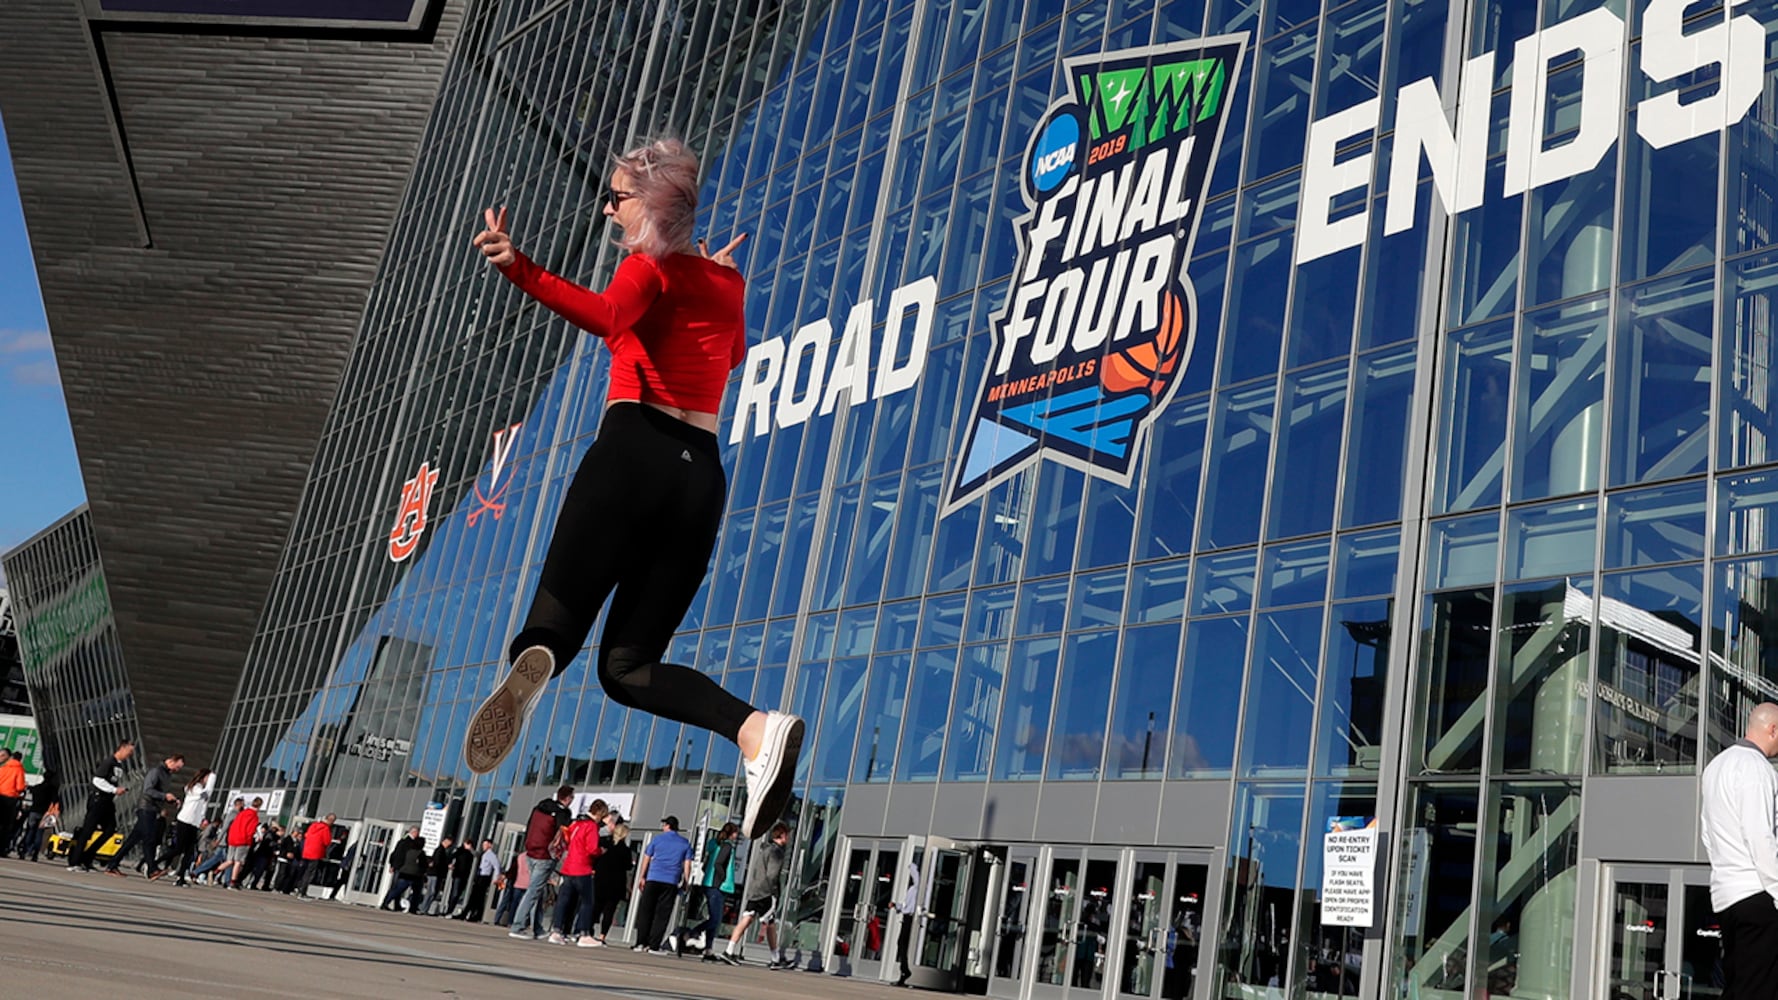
xmin=944 ymin=36 xmax=1246 ymax=513
xmin=1297 ymin=0 xmax=1765 ymax=263
xmin=388 ymin=461 xmax=440 ymax=563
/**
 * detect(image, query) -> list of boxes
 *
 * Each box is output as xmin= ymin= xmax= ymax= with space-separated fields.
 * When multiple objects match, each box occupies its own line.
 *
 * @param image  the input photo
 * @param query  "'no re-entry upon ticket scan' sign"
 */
xmin=1321 ymin=818 xmax=1379 ymax=927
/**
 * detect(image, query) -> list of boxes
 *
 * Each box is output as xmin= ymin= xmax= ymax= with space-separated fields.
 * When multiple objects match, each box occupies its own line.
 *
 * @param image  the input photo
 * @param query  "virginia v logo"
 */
xmin=944 ymin=35 xmax=1247 ymax=514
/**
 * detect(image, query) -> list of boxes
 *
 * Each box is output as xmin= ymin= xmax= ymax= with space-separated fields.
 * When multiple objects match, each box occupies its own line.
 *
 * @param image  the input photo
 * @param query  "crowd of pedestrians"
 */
xmin=15 ymin=744 xmax=795 ymax=965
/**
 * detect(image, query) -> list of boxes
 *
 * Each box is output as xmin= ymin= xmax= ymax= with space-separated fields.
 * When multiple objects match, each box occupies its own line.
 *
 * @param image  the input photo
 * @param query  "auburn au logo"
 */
xmin=468 ymin=422 xmax=523 ymax=527
xmin=944 ymin=35 xmax=1247 ymax=514
xmin=388 ymin=461 xmax=440 ymax=563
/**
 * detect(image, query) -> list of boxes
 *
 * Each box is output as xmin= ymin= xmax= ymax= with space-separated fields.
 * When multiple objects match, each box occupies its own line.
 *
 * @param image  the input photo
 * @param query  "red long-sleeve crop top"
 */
xmin=498 ymin=249 xmax=747 ymax=414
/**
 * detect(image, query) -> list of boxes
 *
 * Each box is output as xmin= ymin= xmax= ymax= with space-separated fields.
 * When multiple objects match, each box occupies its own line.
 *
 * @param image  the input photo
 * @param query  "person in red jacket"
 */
xmin=220 ymin=796 xmax=261 ymax=889
xmin=548 ymin=800 xmax=609 ymax=945
xmin=293 ymin=813 xmax=335 ymax=897
xmin=466 ymin=138 xmax=802 ymax=840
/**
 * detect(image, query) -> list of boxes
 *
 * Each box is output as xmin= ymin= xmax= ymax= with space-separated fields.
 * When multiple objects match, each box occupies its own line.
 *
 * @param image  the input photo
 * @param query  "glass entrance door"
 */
xmin=1032 ymin=849 xmax=1123 ymax=999
xmin=1115 ymin=852 xmax=1212 ymax=1000
xmin=340 ymin=820 xmax=400 ymax=907
xmin=987 ymin=846 xmax=1040 ymax=999
xmin=1601 ymin=865 xmax=1721 ymax=1000
xmin=908 ymin=836 xmax=978 ymax=991
xmin=829 ymin=837 xmax=906 ymax=982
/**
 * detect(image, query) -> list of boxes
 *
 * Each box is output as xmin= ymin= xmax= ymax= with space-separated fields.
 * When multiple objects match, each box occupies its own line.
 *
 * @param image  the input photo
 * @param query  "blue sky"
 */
xmin=0 ymin=114 xmax=86 ymax=580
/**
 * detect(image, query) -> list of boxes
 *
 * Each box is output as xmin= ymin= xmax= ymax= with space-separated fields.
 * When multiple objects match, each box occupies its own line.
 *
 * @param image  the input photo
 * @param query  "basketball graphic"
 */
xmin=1101 ymin=291 xmax=1187 ymax=397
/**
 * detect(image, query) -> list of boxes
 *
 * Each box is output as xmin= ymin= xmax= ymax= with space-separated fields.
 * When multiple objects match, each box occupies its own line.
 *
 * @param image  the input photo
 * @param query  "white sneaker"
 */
xmin=464 ymin=646 xmax=554 ymax=773
xmin=742 ymin=711 xmax=806 ymax=839
xmin=548 ymin=932 xmax=565 ymax=945
xmin=508 ymin=930 xmax=530 ymax=939
xmin=577 ymin=936 xmax=604 ymax=948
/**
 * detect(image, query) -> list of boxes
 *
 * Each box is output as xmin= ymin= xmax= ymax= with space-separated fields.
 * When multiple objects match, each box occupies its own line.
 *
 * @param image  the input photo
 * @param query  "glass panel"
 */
xmin=993 ymin=636 xmax=1060 ymax=780
xmin=1334 ymin=526 xmax=1399 ymax=599
xmin=1621 ymin=97 xmax=1717 ymax=282
xmin=1610 ymin=269 xmax=1713 ymax=487
xmin=1202 ymin=381 xmax=1277 ymax=550
xmin=1075 ymin=857 xmax=1118 ymax=991
xmin=1194 ymin=547 xmax=1258 ymax=616
xmin=1270 ymin=363 xmax=1348 ymax=540
xmin=1118 ymin=860 xmax=1169 ymax=998
xmin=1416 ymin=588 xmax=1494 ymax=774
xmin=993 ymin=853 xmax=1034 ymax=983
xmin=1434 ymin=319 xmax=1514 ymax=513
xmin=1107 ymin=623 xmax=1183 ymax=780
xmin=1448 ymin=158 xmax=1523 ymax=326
xmin=1162 ymin=862 xmax=1207 ymax=1000
xmin=1261 ymin=537 xmax=1331 ymax=608
xmin=1300 ymin=784 xmax=1378 ymax=1000
xmin=1216 ymin=785 xmax=1305 ymax=997
xmin=868 ymin=849 xmax=901 ymax=963
xmin=1342 ymin=344 xmax=1416 ymax=528
xmin=1512 ymin=296 xmax=1609 ymax=502
xmin=1048 ymin=631 xmax=1118 ymax=781
xmin=917 ymin=848 xmax=975 ymax=976
xmin=1129 ymin=559 xmax=1191 ymax=623
xmin=1477 ymin=782 xmax=1580 ymax=1000
xmin=1604 ymin=481 xmax=1707 ymax=570
xmin=1717 ymin=470 xmax=1778 ymax=557
xmin=1678 ymin=882 xmax=1726 ymax=1000
xmin=1393 ymin=785 xmax=1481 ymax=999
xmin=835 ymin=846 xmax=872 ymax=963
xmin=1036 ymin=856 xmax=1082 ymax=988
xmin=1503 ymin=498 xmax=1597 ymax=581
xmin=1526 ymin=156 xmax=1615 ymax=307
xmin=1593 ymin=566 xmax=1703 ymax=775
xmin=1138 ymin=395 xmax=1210 ymax=561
xmin=1426 ymin=512 xmax=1499 ymax=591
xmin=1708 ymin=556 xmax=1778 ymax=755
xmin=1721 ymin=251 xmax=1778 ymax=471
xmin=1492 ymin=579 xmax=1591 ymax=775
xmin=1170 ymin=616 xmax=1248 ymax=777
xmin=1239 ymin=606 xmax=1324 ymax=777
xmin=943 ymin=641 xmax=1005 ymax=781
xmin=897 ymin=648 xmax=958 ymax=782
xmin=1604 ymin=879 xmax=1667 ymax=1000
xmin=1318 ymin=598 xmax=1392 ymax=777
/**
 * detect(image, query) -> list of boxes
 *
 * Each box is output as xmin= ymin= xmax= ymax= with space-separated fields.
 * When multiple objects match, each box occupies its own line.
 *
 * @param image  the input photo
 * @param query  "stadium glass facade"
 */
xmin=203 ymin=0 xmax=1778 ymax=997
xmin=2 ymin=507 xmax=139 ymax=814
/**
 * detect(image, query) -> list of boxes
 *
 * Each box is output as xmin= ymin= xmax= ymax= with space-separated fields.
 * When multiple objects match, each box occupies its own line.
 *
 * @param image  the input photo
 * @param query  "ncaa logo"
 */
xmin=1029 ymin=110 xmax=1082 ymax=196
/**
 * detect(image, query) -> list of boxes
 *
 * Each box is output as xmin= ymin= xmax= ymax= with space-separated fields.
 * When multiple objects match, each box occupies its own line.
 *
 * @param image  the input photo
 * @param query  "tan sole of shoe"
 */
xmin=464 ymin=646 xmax=553 ymax=774
xmin=745 ymin=716 xmax=805 ymax=839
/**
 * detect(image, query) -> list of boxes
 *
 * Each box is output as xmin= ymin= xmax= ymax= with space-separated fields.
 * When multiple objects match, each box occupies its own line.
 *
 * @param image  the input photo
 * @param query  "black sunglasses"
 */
xmin=604 ymin=187 xmax=635 ymax=209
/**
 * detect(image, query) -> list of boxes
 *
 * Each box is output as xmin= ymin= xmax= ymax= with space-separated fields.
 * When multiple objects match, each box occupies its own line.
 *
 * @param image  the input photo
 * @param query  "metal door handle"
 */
xmin=1656 ymin=970 xmax=1681 ymax=1000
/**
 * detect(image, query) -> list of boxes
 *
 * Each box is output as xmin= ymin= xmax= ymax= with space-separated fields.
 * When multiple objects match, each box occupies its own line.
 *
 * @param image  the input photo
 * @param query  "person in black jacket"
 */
xmin=446 ymin=838 xmax=476 ymax=915
xmin=591 ymin=816 xmax=634 ymax=945
xmin=104 ymin=753 xmax=182 ymax=877
xmin=67 ymin=739 xmax=134 ymax=872
xmin=420 ymin=836 xmax=455 ymax=915
xmin=380 ymin=828 xmax=427 ymax=913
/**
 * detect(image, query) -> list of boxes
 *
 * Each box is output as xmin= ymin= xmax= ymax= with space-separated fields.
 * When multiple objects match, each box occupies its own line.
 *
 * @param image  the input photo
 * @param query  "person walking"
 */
xmin=106 ymin=752 xmax=182 ymax=877
xmin=294 ymin=813 xmax=335 ymax=897
xmin=632 ymin=816 xmax=692 ymax=954
xmin=508 ymin=786 xmax=573 ymax=941
xmin=890 ymin=862 xmax=920 ymax=987
xmin=465 ymin=140 xmax=803 ymax=839
xmin=0 ymin=748 xmax=27 ymax=853
xmin=591 ymin=818 xmax=634 ymax=945
xmin=381 ymin=827 xmax=428 ymax=912
xmin=67 ymin=738 xmax=134 ymax=873
xmin=151 ymin=767 xmax=214 ymax=883
xmin=492 ymin=852 xmax=523 ymax=927
xmin=17 ymin=768 xmax=56 ymax=860
xmin=218 ymin=796 xmax=261 ymax=889
xmin=695 ymin=822 xmax=740 ymax=960
xmin=723 ymin=822 xmax=790 ymax=967
xmin=420 ymin=836 xmax=455 ymax=914
xmin=549 ymin=800 xmax=608 ymax=946
xmin=1703 ymin=701 xmax=1778 ymax=999
xmin=445 ymin=836 xmax=475 ymax=915
xmin=453 ymin=838 xmax=498 ymax=922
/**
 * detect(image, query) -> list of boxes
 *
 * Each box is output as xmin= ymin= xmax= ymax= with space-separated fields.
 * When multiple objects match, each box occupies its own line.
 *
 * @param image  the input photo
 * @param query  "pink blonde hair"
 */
xmin=613 ymin=137 xmax=700 ymax=260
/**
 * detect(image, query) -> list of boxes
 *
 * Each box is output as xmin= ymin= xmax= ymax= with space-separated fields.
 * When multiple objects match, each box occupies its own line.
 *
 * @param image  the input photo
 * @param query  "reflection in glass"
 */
xmin=1299 ymin=783 xmax=1378 ymax=999
xmin=1492 ymin=579 xmax=1590 ymax=775
xmin=1708 ymin=556 xmax=1778 ymax=754
xmin=1512 ymin=297 xmax=1608 ymax=502
xmin=942 ymin=642 xmax=1005 ymax=782
xmin=1343 ymin=345 xmax=1416 ymax=528
xmin=1611 ymin=269 xmax=1712 ymax=487
xmin=1393 ymin=784 xmax=1480 ymax=998
xmin=1603 ymin=481 xmax=1706 ymax=570
xmin=896 ymin=649 xmax=956 ymax=782
xmin=1434 ymin=320 xmax=1513 ymax=513
xmin=1318 ymin=599 xmax=1391 ymax=777
xmin=1106 ymin=624 xmax=1182 ymax=780
xmin=1217 ymin=784 xmax=1305 ymax=997
xmin=1503 ymin=498 xmax=1596 ymax=582
xmin=1415 ymin=588 xmax=1493 ymax=774
xmin=1170 ymin=616 xmax=1248 ymax=778
xmin=1238 ymin=607 xmax=1322 ymax=776
xmin=1717 ymin=470 xmax=1778 ymax=558
xmin=1477 ymin=783 xmax=1580 ymax=1000
xmin=1593 ymin=566 xmax=1702 ymax=774
xmin=852 ymin=653 xmax=910 ymax=783
xmin=1269 ymin=363 xmax=1348 ymax=539
xmin=993 ymin=636 xmax=1060 ymax=780
xmin=1723 ymin=253 xmax=1778 ymax=471
xmin=1048 ymin=631 xmax=1118 ymax=781
xmin=1137 ymin=394 xmax=1209 ymax=561
xmin=1203 ymin=380 xmax=1277 ymax=549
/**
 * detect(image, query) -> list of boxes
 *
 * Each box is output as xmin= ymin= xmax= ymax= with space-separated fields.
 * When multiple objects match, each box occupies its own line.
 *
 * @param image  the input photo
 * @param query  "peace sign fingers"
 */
xmin=698 ymin=232 xmax=747 ymax=270
xmin=473 ymin=205 xmax=515 ymax=267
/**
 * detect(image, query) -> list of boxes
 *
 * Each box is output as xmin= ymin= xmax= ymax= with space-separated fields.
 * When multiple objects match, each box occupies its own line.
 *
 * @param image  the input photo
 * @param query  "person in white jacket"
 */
xmin=1701 ymin=702 xmax=1778 ymax=999
xmin=150 ymin=768 xmax=215 ymax=885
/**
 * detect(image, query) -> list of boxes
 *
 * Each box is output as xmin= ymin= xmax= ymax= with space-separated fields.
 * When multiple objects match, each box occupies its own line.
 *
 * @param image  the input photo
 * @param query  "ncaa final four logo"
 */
xmin=944 ymin=35 xmax=1247 ymax=514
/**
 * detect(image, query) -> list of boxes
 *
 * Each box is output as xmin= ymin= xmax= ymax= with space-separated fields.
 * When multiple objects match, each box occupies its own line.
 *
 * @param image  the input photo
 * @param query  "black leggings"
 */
xmin=512 ymin=402 xmax=755 ymax=743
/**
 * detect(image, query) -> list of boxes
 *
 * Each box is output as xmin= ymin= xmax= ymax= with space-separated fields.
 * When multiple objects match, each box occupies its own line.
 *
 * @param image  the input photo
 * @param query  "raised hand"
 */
xmin=697 ymin=233 xmax=747 ymax=270
xmin=473 ymin=206 xmax=515 ymax=268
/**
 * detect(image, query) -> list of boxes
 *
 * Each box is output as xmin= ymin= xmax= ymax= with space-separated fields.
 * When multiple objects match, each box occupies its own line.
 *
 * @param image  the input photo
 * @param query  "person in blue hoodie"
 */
xmin=694 ymin=822 xmax=740 ymax=959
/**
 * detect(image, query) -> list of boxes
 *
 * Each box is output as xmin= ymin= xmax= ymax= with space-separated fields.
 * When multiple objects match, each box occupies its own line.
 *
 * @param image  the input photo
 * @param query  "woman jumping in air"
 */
xmin=465 ymin=138 xmax=803 ymax=839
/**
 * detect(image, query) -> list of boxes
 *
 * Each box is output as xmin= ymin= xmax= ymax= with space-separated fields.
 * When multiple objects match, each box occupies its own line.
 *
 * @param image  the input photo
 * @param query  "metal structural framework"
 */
xmin=6 ymin=0 xmax=1778 ymax=997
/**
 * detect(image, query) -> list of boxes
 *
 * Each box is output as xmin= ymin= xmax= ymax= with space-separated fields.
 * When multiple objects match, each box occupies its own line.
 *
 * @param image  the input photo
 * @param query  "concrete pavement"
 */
xmin=0 ymin=859 xmax=907 ymax=999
